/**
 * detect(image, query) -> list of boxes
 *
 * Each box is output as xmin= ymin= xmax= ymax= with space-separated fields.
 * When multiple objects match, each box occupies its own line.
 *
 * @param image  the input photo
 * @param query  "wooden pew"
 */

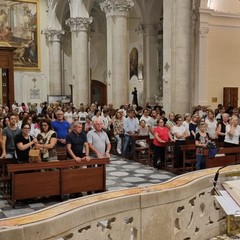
xmin=204 ymin=147 xmax=240 ymax=168
xmin=7 ymin=158 xmax=109 ymax=208
xmin=0 ymin=158 xmax=17 ymax=199
xmin=133 ymin=135 xmax=152 ymax=163
xmin=181 ymin=144 xmax=196 ymax=173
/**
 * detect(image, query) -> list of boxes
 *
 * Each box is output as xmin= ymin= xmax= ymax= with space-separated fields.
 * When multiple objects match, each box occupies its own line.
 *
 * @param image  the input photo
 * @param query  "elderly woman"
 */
xmin=216 ymin=113 xmax=229 ymax=143
xmin=112 ymin=110 xmax=124 ymax=154
xmin=224 ymin=116 xmax=240 ymax=148
xmin=14 ymin=122 xmax=37 ymax=163
xmin=35 ymin=119 xmax=58 ymax=161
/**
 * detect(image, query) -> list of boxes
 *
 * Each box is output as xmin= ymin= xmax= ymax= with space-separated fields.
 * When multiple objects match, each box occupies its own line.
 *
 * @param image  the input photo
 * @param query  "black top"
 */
xmin=15 ymin=134 xmax=33 ymax=163
xmin=66 ymin=131 xmax=87 ymax=158
xmin=189 ymin=122 xmax=198 ymax=140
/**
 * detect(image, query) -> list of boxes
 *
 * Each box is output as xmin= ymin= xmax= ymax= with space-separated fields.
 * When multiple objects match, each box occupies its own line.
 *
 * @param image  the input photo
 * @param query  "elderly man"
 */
xmin=66 ymin=121 xmax=90 ymax=162
xmin=87 ymin=119 xmax=111 ymax=158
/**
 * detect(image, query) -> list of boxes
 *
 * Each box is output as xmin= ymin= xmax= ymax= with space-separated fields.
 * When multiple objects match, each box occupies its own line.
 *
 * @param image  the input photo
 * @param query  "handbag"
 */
xmin=29 ymin=149 xmax=41 ymax=163
xmin=207 ymin=142 xmax=218 ymax=158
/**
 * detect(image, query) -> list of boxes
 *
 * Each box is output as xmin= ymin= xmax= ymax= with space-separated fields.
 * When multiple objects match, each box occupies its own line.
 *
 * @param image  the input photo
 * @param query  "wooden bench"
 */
xmin=181 ymin=144 xmax=196 ymax=173
xmin=7 ymin=158 xmax=109 ymax=208
xmin=133 ymin=135 xmax=152 ymax=163
xmin=204 ymin=147 xmax=240 ymax=168
xmin=0 ymin=158 xmax=17 ymax=199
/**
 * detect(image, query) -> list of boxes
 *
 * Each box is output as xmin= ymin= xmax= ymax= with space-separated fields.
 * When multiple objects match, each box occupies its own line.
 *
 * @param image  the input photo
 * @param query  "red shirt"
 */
xmin=153 ymin=126 xmax=169 ymax=146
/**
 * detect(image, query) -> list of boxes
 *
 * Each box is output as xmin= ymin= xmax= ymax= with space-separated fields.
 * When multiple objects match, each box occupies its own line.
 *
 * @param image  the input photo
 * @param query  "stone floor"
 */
xmin=0 ymin=154 xmax=176 ymax=219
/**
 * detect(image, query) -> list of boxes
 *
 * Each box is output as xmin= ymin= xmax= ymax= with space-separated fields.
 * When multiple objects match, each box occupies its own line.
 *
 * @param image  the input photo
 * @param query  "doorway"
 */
xmin=223 ymin=87 xmax=238 ymax=109
xmin=0 ymin=46 xmax=15 ymax=107
xmin=91 ymin=80 xmax=107 ymax=106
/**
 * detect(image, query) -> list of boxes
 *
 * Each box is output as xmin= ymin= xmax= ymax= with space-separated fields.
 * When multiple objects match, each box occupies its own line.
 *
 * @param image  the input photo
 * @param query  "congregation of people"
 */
xmin=0 ymin=101 xmax=239 ymax=174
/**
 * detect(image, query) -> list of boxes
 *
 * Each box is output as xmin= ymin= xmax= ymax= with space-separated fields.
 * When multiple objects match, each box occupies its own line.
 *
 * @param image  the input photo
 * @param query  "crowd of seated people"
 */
xmin=0 ymin=101 xmax=239 ymax=172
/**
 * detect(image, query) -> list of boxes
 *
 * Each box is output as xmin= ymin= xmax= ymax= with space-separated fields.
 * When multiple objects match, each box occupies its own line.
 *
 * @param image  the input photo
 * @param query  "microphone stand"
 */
xmin=212 ymin=161 xmax=240 ymax=195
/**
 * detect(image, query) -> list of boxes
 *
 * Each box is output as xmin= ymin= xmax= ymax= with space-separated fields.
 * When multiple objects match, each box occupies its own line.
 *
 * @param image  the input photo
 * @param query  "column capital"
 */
xmin=42 ymin=28 xmax=65 ymax=42
xmin=100 ymin=0 xmax=134 ymax=17
xmin=65 ymin=17 xmax=93 ymax=32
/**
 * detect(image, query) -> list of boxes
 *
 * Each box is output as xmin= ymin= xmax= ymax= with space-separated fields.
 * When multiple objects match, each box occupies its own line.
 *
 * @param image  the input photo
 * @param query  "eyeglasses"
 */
xmin=23 ymin=128 xmax=30 ymax=130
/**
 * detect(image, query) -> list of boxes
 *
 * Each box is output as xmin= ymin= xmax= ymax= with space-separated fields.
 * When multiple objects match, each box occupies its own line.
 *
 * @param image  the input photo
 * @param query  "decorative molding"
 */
xmin=199 ymin=26 xmax=209 ymax=38
xmin=65 ymin=17 xmax=93 ymax=32
xmin=100 ymin=0 xmax=134 ymax=17
xmin=164 ymin=62 xmax=170 ymax=72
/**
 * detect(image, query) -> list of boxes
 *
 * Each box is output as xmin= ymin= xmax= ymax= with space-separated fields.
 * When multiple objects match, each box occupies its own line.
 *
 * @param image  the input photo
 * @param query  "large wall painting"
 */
xmin=0 ymin=0 xmax=40 ymax=70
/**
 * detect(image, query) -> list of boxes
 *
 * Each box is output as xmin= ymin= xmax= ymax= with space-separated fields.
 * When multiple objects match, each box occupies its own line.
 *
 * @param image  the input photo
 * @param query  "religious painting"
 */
xmin=0 ymin=0 xmax=40 ymax=70
xmin=129 ymin=48 xmax=138 ymax=79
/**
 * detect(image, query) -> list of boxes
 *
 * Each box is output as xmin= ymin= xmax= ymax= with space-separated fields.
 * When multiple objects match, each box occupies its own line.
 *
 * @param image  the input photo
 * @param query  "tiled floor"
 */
xmin=0 ymin=155 xmax=176 ymax=219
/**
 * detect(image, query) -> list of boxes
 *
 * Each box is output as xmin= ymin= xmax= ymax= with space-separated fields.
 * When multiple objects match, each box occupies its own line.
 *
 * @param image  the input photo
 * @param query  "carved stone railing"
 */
xmin=1 ymin=166 xmax=239 ymax=240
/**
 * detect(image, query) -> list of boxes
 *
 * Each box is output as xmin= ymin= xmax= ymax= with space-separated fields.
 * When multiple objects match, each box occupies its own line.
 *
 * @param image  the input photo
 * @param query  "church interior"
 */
xmin=0 ymin=0 xmax=240 ymax=239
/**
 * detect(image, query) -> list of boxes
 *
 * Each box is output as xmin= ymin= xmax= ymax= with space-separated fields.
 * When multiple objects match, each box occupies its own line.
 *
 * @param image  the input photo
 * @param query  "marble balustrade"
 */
xmin=1 ymin=166 xmax=239 ymax=240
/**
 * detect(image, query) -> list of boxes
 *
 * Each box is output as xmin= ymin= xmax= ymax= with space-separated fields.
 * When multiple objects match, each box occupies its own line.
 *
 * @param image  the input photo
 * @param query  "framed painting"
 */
xmin=0 ymin=0 xmax=40 ymax=70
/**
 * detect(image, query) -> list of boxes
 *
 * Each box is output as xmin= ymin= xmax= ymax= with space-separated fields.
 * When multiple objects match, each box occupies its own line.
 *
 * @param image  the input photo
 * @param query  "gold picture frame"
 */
xmin=0 ymin=0 xmax=40 ymax=71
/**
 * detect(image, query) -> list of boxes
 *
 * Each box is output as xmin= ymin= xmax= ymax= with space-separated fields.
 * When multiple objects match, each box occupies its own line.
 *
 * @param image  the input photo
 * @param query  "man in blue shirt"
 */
xmin=52 ymin=110 xmax=71 ymax=147
xmin=122 ymin=109 xmax=139 ymax=159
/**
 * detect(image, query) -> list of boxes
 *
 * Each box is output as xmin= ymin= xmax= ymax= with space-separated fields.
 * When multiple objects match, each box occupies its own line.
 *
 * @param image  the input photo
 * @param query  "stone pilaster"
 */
xmin=194 ymin=22 xmax=210 ymax=106
xmin=42 ymin=28 xmax=65 ymax=95
xmin=100 ymin=0 xmax=134 ymax=108
xmin=65 ymin=17 xmax=92 ymax=106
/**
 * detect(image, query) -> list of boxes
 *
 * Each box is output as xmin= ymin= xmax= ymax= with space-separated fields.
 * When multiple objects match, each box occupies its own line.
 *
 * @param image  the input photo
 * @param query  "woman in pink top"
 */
xmin=153 ymin=119 xmax=174 ymax=169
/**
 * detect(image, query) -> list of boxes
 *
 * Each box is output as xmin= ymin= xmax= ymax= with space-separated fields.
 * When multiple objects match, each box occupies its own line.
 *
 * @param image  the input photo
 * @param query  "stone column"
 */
xmin=65 ymin=17 xmax=92 ymax=106
xmin=163 ymin=0 xmax=192 ymax=115
xmin=142 ymin=24 xmax=159 ymax=105
xmin=43 ymin=29 xmax=65 ymax=95
xmin=100 ymin=0 xmax=134 ymax=108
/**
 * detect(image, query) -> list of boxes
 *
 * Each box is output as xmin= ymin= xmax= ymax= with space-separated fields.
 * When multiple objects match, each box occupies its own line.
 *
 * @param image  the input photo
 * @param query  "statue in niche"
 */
xmin=132 ymin=87 xmax=138 ymax=106
xmin=129 ymin=48 xmax=138 ymax=79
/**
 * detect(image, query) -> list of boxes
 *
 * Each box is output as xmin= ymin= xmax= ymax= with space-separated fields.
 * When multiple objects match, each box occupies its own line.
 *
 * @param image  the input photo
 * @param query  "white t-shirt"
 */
xmin=78 ymin=111 xmax=88 ymax=123
xmin=224 ymin=125 xmax=240 ymax=145
xmin=182 ymin=121 xmax=190 ymax=133
xmin=205 ymin=118 xmax=218 ymax=139
xmin=64 ymin=112 xmax=73 ymax=124
xmin=172 ymin=125 xmax=186 ymax=140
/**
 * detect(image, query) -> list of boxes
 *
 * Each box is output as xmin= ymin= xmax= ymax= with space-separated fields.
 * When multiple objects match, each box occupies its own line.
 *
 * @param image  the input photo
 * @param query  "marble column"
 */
xmin=142 ymin=24 xmax=159 ymax=105
xmin=163 ymin=0 xmax=192 ymax=115
xmin=100 ymin=0 xmax=134 ymax=108
xmin=65 ymin=17 xmax=92 ymax=106
xmin=43 ymin=29 xmax=65 ymax=95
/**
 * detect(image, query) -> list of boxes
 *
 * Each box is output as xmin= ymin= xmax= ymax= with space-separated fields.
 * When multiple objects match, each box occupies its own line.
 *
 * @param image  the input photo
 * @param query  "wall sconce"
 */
xmin=138 ymin=63 xmax=143 ymax=81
